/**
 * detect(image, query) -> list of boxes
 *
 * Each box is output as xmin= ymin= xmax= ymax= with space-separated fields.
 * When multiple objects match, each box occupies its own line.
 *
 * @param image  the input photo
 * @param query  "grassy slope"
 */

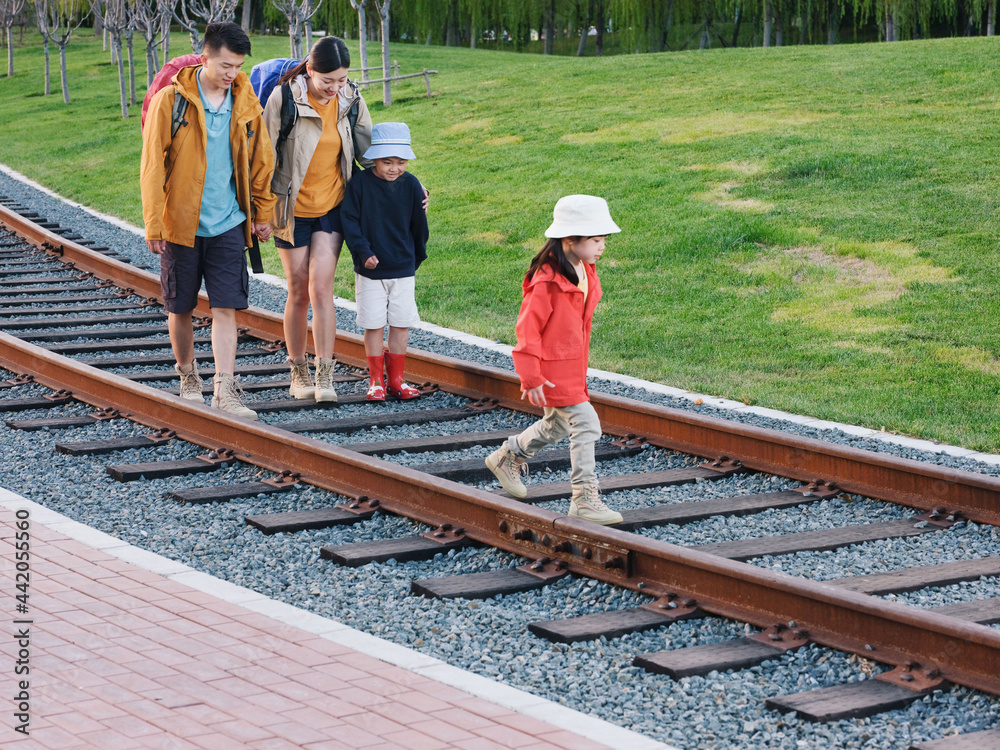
xmin=2 ymin=33 xmax=1000 ymax=449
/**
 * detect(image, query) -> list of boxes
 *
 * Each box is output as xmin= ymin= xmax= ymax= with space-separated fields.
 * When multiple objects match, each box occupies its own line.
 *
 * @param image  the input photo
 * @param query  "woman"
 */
xmin=263 ymin=36 xmax=372 ymax=402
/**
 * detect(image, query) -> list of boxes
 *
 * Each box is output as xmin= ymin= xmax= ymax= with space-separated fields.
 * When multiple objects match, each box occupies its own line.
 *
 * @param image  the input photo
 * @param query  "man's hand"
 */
xmin=521 ymin=381 xmax=555 ymax=408
xmin=364 ymin=256 xmax=379 ymax=270
xmin=147 ymin=239 xmax=166 ymax=255
xmin=253 ymin=221 xmax=272 ymax=242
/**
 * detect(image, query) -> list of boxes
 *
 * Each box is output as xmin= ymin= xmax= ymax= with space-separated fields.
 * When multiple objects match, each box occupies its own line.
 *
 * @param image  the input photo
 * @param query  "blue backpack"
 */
xmin=249 ymin=58 xmax=362 ymax=169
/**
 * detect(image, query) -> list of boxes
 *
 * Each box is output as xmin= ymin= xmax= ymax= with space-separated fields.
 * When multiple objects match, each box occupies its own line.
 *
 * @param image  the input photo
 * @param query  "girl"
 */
xmin=263 ymin=36 xmax=373 ymax=402
xmin=485 ymin=195 xmax=623 ymax=525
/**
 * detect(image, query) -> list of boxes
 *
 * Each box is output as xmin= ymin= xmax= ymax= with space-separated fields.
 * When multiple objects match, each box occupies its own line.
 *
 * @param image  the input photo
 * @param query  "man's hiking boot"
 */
xmin=212 ymin=373 xmax=257 ymax=420
xmin=314 ymin=357 xmax=338 ymax=402
xmin=288 ymin=357 xmax=315 ymax=400
xmin=485 ymin=443 xmax=528 ymax=499
xmin=175 ymin=361 xmax=204 ymax=402
xmin=568 ymin=483 xmax=622 ymax=525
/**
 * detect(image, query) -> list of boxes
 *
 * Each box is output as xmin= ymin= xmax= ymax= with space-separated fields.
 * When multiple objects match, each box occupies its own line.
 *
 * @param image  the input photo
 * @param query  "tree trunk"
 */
xmin=162 ymin=13 xmax=170 ymax=60
xmin=356 ymin=3 xmax=368 ymax=83
xmin=775 ymin=9 xmax=783 ymax=45
xmin=59 ymin=43 xmax=70 ymax=103
xmin=763 ymin=0 xmax=771 ymax=46
xmin=115 ymin=35 xmax=128 ymax=117
xmin=989 ymin=0 xmax=996 ymax=35
xmin=731 ymin=5 xmax=741 ymax=47
xmin=827 ymin=0 xmax=838 ymax=44
xmin=6 ymin=27 xmax=12 ymax=76
xmin=700 ymin=20 xmax=710 ymax=49
xmin=469 ymin=21 xmax=476 ymax=48
xmin=146 ymin=45 xmax=156 ymax=86
xmin=241 ymin=0 xmax=251 ymax=32
xmin=380 ymin=9 xmax=390 ymax=106
xmin=594 ymin=0 xmax=604 ymax=55
xmin=544 ymin=0 xmax=555 ymax=54
xmin=576 ymin=0 xmax=590 ymax=55
xmin=43 ymin=37 xmax=51 ymax=95
xmin=127 ymin=28 xmax=136 ymax=106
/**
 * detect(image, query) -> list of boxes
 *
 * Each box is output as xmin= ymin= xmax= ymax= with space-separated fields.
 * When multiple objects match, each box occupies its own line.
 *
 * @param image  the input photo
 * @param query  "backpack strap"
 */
xmin=274 ymin=81 xmax=298 ymax=170
xmin=170 ymin=87 xmax=189 ymax=139
xmin=346 ymin=80 xmax=361 ymax=163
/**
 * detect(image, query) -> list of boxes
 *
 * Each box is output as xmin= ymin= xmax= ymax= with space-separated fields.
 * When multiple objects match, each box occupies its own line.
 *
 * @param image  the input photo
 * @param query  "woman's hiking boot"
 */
xmin=288 ymin=357 xmax=315 ymax=400
xmin=212 ymin=373 xmax=258 ymax=420
xmin=485 ymin=443 xmax=528 ymax=498
xmin=314 ymin=357 xmax=338 ymax=402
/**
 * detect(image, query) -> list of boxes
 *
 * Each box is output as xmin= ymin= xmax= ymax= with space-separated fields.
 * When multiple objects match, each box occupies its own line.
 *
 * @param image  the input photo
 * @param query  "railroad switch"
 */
xmin=498 ymin=512 xmax=633 ymax=579
xmin=913 ymin=507 xmax=963 ymax=528
xmin=875 ymin=661 xmax=949 ymax=693
xmin=700 ymin=457 xmax=747 ymax=476
xmin=639 ymin=593 xmax=702 ymax=621
xmin=420 ymin=523 xmax=468 ymax=545
xmin=748 ymin=623 xmax=811 ymax=652
xmin=196 ymin=448 xmax=237 ymax=466
xmin=793 ymin=481 xmax=840 ymax=500
xmin=338 ymin=495 xmax=382 ymax=515
xmin=261 ymin=470 xmax=301 ymax=489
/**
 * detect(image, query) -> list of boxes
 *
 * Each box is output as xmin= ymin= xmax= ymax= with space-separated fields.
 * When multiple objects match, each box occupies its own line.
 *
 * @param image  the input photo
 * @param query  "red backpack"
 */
xmin=140 ymin=54 xmax=202 ymax=132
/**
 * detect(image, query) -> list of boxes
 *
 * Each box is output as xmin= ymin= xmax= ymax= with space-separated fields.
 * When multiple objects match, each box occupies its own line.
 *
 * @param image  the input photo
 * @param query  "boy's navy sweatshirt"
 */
xmin=341 ymin=169 xmax=429 ymax=279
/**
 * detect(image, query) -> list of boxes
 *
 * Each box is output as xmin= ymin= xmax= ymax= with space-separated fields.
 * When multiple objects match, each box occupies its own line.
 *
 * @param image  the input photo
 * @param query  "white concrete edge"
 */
xmin=0 ymin=489 xmax=677 ymax=750
xmin=3 ymin=160 xmax=995 ymax=466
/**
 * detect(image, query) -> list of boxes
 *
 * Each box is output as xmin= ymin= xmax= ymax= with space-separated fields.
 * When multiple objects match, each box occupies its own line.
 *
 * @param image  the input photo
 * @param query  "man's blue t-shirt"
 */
xmin=195 ymin=70 xmax=246 ymax=238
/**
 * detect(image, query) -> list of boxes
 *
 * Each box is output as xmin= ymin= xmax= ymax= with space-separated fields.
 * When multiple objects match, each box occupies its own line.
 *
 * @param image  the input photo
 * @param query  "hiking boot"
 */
xmin=485 ymin=443 xmax=528 ymax=499
xmin=569 ymin=483 xmax=622 ymax=525
xmin=211 ymin=373 xmax=258 ymax=420
xmin=175 ymin=361 xmax=204 ymax=402
xmin=314 ymin=357 xmax=338 ymax=402
xmin=288 ymin=357 xmax=315 ymax=400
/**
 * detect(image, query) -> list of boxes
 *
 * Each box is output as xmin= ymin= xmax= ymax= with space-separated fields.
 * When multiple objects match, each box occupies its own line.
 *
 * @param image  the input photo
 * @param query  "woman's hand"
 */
xmin=521 ymin=381 xmax=554 ymax=407
xmin=364 ymin=256 xmax=379 ymax=270
xmin=253 ymin=221 xmax=272 ymax=242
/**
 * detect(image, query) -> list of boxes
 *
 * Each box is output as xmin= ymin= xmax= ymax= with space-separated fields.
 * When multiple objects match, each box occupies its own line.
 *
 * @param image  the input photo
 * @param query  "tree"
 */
xmin=373 ymin=0 xmax=390 ymax=104
xmin=132 ymin=0 xmax=174 ymax=83
xmin=175 ymin=0 xmax=237 ymax=52
xmin=35 ymin=0 xmax=90 ymax=100
xmin=103 ymin=0 xmax=130 ymax=116
xmin=349 ymin=0 xmax=369 ymax=83
xmin=270 ymin=0 xmax=321 ymax=57
xmin=0 ymin=0 xmax=26 ymax=75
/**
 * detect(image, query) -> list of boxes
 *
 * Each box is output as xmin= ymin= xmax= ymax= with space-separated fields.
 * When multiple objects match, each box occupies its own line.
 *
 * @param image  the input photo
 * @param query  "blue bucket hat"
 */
xmin=364 ymin=122 xmax=416 ymax=161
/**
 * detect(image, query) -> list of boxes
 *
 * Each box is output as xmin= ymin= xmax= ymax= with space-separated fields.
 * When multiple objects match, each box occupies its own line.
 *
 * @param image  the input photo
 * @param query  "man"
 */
xmin=140 ymin=22 xmax=275 ymax=419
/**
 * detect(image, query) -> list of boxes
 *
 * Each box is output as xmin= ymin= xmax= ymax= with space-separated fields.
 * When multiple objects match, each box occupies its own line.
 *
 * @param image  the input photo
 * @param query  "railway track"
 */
xmin=2 ymin=197 xmax=1000 ymax=747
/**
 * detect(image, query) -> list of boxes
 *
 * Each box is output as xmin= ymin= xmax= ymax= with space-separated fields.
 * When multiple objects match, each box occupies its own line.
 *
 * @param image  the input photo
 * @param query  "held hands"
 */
xmin=364 ymin=255 xmax=379 ymax=270
xmin=253 ymin=221 xmax=272 ymax=242
xmin=521 ymin=381 xmax=555 ymax=407
xmin=146 ymin=239 xmax=166 ymax=255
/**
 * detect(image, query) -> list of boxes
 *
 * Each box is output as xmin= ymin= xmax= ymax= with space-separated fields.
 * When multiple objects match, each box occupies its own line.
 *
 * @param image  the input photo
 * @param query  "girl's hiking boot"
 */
xmin=175 ymin=361 xmax=204 ymax=402
xmin=314 ymin=357 xmax=338 ymax=402
xmin=485 ymin=444 xmax=528 ymax=498
xmin=288 ymin=357 xmax=315 ymax=399
xmin=569 ymin=483 xmax=622 ymax=525
xmin=385 ymin=351 xmax=421 ymax=399
xmin=212 ymin=373 xmax=257 ymax=420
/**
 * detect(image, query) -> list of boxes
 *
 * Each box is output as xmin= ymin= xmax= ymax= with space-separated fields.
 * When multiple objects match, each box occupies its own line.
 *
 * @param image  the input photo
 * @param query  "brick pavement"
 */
xmin=0 ymin=495 xmax=672 ymax=750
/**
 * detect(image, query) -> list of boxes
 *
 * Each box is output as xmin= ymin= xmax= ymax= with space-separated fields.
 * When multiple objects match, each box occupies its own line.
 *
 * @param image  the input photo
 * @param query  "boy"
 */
xmin=341 ymin=122 xmax=429 ymax=401
xmin=140 ymin=22 xmax=275 ymax=419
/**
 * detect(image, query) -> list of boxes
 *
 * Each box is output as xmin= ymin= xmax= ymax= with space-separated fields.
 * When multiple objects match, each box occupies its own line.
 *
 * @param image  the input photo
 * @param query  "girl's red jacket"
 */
xmin=512 ymin=263 xmax=602 ymax=407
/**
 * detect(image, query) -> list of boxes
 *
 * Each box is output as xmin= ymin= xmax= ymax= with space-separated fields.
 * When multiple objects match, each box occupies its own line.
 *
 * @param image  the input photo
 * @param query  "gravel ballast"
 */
xmin=3 ymin=168 xmax=1000 ymax=749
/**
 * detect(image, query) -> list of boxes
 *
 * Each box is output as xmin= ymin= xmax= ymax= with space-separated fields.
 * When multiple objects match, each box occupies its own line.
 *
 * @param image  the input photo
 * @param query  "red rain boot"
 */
xmin=366 ymin=355 xmax=385 ymax=401
xmin=385 ymin=351 xmax=421 ymax=400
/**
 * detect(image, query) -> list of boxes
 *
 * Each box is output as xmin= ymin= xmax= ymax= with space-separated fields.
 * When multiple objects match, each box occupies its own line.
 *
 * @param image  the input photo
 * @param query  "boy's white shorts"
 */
xmin=355 ymin=275 xmax=421 ymax=329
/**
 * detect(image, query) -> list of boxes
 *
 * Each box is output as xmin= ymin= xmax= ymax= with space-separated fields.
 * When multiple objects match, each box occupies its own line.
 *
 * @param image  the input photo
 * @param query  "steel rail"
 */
xmin=4 ymin=203 xmax=1000 ymax=525
xmin=1 ymin=328 xmax=1000 ymax=696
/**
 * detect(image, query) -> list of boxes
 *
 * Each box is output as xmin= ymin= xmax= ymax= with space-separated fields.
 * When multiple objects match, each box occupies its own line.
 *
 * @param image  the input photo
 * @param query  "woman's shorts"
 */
xmin=355 ymin=275 xmax=420 ymax=329
xmin=274 ymin=205 xmax=343 ymax=249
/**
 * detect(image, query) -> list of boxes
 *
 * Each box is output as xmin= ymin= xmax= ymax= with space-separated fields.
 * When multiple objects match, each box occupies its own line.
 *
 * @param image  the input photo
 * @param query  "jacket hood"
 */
xmin=289 ymin=74 xmax=357 ymax=124
xmin=173 ymin=66 xmax=262 ymax=124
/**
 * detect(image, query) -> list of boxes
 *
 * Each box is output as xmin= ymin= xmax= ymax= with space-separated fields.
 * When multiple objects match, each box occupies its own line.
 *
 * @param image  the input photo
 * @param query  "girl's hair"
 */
xmin=279 ymin=36 xmax=351 ymax=85
xmin=527 ymin=237 xmax=581 ymax=285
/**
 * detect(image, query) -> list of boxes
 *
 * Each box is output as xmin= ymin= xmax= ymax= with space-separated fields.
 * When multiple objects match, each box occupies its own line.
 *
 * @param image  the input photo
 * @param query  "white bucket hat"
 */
xmin=544 ymin=195 xmax=621 ymax=238
xmin=363 ymin=122 xmax=416 ymax=161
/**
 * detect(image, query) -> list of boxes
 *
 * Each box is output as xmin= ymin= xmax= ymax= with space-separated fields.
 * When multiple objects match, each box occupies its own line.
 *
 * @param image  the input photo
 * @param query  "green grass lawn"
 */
xmin=2 ymin=32 xmax=1000 ymax=450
